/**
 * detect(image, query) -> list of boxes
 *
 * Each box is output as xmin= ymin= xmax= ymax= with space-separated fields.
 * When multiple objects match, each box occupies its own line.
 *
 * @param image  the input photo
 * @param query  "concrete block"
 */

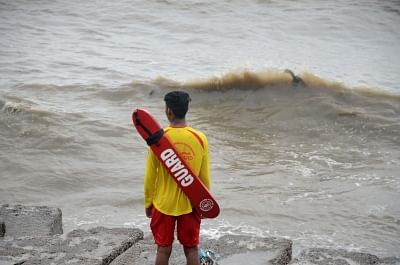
xmin=111 ymin=234 xmax=292 ymax=265
xmin=290 ymin=248 xmax=380 ymax=265
xmin=0 ymin=226 xmax=143 ymax=265
xmin=0 ymin=218 xmax=5 ymax=237
xmin=0 ymin=204 xmax=62 ymax=237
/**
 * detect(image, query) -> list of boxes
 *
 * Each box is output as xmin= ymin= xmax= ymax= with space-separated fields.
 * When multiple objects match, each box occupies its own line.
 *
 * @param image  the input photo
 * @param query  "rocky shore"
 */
xmin=0 ymin=205 xmax=398 ymax=265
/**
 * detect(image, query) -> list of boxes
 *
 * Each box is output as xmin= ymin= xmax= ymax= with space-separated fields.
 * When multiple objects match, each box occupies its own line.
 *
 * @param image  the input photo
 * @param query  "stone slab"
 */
xmin=0 ymin=219 xmax=5 ymax=237
xmin=379 ymin=256 xmax=400 ymax=265
xmin=0 ymin=205 xmax=62 ymax=237
xmin=290 ymin=248 xmax=399 ymax=265
xmin=0 ymin=226 xmax=143 ymax=265
xmin=111 ymin=234 xmax=292 ymax=265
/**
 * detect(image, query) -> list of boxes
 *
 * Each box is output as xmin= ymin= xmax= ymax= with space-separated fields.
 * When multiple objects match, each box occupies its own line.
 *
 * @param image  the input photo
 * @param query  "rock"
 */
xmin=110 ymin=234 xmax=292 ymax=265
xmin=0 ymin=226 xmax=143 ymax=265
xmin=207 ymin=235 xmax=292 ymax=265
xmin=0 ymin=204 xmax=62 ymax=237
xmin=290 ymin=248 xmax=381 ymax=265
xmin=0 ymin=261 xmax=15 ymax=265
xmin=379 ymin=256 xmax=400 ymax=265
xmin=1 ymin=204 xmax=396 ymax=265
xmin=0 ymin=219 xmax=5 ymax=237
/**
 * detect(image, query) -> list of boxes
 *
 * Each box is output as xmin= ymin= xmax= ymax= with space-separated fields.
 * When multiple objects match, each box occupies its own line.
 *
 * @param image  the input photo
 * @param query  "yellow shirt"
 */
xmin=144 ymin=126 xmax=210 ymax=216
xmin=144 ymin=127 xmax=210 ymax=216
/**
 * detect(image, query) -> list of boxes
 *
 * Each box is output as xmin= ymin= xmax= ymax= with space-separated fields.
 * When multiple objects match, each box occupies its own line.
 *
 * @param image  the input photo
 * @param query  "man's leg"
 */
xmin=184 ymin=246 xmax=200 ymax=265
xmin=177 ymin=211 xmax=201 ymax=265
xmin=155 ymin=245 xmax=172 ymax=265
xmin=150 ymin=208 xmax=176 ymax=265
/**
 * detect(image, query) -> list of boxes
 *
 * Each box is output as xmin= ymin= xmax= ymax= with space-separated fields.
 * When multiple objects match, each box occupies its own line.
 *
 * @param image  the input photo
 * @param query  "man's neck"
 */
xmin=170 ymin=119 xmax=186 ymax=127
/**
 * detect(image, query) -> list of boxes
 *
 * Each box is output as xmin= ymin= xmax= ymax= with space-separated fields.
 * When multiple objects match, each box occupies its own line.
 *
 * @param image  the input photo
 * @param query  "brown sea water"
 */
xmin=1 ymin=0 xmax=399 ymax=257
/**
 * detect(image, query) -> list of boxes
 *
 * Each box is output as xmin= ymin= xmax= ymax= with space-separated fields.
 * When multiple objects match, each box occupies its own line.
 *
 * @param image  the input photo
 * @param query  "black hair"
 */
xmin=164 ymin=91 xmax=191 ymax=119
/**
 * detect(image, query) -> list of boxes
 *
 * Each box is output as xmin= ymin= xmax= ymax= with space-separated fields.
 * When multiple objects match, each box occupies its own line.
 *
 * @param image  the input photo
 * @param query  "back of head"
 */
xmin=164 ymin=91 xmax=191 ymax=119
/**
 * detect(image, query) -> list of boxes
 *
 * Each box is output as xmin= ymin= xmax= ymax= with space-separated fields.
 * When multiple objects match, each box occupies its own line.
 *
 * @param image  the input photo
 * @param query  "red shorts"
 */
xmin=150 ymin=207 xmax=201 ymax=247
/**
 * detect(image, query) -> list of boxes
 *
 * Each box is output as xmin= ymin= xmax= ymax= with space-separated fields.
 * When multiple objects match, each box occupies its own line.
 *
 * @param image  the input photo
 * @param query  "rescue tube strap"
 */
xmin=146 ymin=129 xmax=164 ymax=146
xmin=133 ymin=111 xmax=164 ymax=146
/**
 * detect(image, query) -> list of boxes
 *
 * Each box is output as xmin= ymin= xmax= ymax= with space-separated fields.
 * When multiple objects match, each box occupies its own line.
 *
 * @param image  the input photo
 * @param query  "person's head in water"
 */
xmin=164 ymin=91 xmax=191 ymax=123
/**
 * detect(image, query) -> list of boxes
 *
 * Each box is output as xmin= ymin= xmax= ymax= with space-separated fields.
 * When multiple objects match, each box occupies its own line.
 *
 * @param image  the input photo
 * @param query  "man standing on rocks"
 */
xmin=144 ymin=91 xmax=211 ymax=265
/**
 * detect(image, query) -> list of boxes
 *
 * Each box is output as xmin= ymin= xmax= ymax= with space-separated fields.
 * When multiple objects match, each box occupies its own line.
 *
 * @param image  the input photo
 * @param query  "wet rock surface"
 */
xmin=1 ymin=205 xmax=399 ymax=265
xmin=0 ymin=204 xmax=62 ymax=237
xmin=290 ymin=248 xmax=400 ymax=265
xmin=0 ymin=219 xmax=5 ymax=237
xmin=0 ymin=226 xmax=143 ymax=265
xmin=110 ymin=234 xmax=292 ymax=265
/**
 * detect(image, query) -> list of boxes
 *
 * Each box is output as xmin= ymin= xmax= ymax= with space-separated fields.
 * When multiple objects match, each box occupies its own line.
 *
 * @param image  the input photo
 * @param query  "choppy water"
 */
xmin=1 ymin=0 xmax=400 ymax=258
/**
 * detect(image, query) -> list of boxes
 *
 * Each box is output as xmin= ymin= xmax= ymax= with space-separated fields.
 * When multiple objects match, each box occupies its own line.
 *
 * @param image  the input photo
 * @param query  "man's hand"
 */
xmin=145 ymin=206 xmax=153 ymax=218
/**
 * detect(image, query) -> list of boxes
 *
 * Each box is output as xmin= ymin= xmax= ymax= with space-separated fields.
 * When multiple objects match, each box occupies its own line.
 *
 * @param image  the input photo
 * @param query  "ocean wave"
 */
xmin=92 ymin=82 xmax=152 ymax=102
xmin=68 ymin=69 xmax=400 ymax=106
xmin=0 ymin=96 xmax=86 ymax=149
xmin=149 ymin=68 xmax=400 ymax=103
xmin=152 ymin=68 xmax=400 ymax=99
xmin=183 ymin=69 xmax=294 ymax=90
xmin=185 ymin=70 xmax=399 ymax=124
xmin=15 ymin=83 xmax=102 ymax=92
xmin=0 ymin=97 xmax=52 ymax=118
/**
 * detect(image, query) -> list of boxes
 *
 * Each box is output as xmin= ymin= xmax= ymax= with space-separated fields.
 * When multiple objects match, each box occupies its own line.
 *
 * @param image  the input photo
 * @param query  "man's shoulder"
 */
xmin=164 ymin=126 xmax=208 ymax=147
xmin=186 ymin=127 xmax=208 ymax=150
xmin=186 ymin=127 xmax=207 ymax=140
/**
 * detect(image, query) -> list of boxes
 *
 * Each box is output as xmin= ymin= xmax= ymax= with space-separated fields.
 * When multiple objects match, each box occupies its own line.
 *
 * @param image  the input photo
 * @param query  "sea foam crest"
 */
xmin=0 ymin=100 xmax=25 ymax=114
